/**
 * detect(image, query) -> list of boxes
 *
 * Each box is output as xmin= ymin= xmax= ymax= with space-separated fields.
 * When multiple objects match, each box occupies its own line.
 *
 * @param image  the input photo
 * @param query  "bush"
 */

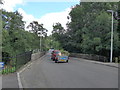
xmin=60 ymin=49 xmax=70 ymax=56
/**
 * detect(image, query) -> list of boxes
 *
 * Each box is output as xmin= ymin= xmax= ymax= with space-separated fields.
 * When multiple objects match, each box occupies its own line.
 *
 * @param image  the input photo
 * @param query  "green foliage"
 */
xmin=2 ymin=9 xmax=40 ymax=57
xmin=27 ymin=21 xmax=48 ymax=36
xmin=42 ymin=35 xmax=62 ymax=51
xmin=60 ymin=49 xmax=70 ymax=56
xmin=51 ymin=2 xmax=120 ymax=59
xmin=1 ymin=66 xmax=16 ymax=74
xmin=52 ymin=23 xmax=65 ymax=35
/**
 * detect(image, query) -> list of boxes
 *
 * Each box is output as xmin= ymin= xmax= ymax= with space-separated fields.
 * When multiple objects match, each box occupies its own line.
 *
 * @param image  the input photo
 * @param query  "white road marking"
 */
xmin=17 ymin=55 xmax=46 ymax=88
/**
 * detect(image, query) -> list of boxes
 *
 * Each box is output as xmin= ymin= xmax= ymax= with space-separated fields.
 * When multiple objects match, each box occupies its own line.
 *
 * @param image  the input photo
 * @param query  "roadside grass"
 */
xmin=0 ymin=66 xmax=16 ymax=74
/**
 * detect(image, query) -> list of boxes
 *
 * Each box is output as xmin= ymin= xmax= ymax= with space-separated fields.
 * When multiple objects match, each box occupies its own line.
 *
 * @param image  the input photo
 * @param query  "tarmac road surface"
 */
xmin=19 ymin=54 xmax=118 ymax=88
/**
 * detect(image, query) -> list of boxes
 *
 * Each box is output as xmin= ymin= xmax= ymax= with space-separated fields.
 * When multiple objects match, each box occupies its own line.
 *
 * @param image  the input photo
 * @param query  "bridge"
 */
xmin=2 ymin=52 xmax=118 ymax=89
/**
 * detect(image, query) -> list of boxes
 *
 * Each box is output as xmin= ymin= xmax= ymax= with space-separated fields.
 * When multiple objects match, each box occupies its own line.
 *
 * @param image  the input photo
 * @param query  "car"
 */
xmin=51 ymin=50 xmax=69 ymax=63
xmin=55 ymin=56 xmax=69 ymax=63
xmin=51 ymin=50 xmax=61 ymax=61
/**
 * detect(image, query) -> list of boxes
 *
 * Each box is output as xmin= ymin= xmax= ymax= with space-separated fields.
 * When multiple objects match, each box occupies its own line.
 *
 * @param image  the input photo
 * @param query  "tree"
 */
xmin=2 ymin=10 xmax=26 ymax=55
xmin=0 ymin=0 xmax=4 ymax=4
xmin=52 ymin=23 xmax=66 ymax=34
xmin=52 ymin=22 xmax=68 ymax=50
xmin=27 ymin=21 xmax=48 ymax=37
xmin=52 ymin=2 xmax=119 ymax=59
xmin=2 ymin=10 xmax=25 ymax=30
xmin=68 ymin=2 xmax=119 ymax=58
xmin=2 ymin=10 xmax=41 ymax=58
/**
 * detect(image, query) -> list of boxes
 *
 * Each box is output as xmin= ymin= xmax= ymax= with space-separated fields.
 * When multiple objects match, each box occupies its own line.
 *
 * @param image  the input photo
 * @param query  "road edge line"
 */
xmin=70 ymin=57 xmax=119 ymax=68
xmin=17 ymin=54 xmax=46 ymax=88
xmin=17 ymin=72 xmax=23 ymax=89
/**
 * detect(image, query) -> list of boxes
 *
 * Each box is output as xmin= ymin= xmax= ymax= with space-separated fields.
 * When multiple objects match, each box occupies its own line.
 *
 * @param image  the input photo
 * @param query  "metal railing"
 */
xmin=1 ymin=51 xmax=32 ymax=74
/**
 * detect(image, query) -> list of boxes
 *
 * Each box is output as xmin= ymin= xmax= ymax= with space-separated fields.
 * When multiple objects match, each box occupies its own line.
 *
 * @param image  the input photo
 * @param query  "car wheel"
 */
xmin=55 ymin=61 xmax=57 ymax=63
xmin=55 ymin=59 xmax=58 ymax=63
xmin=66 ymin=60 xmax=68 ymax=63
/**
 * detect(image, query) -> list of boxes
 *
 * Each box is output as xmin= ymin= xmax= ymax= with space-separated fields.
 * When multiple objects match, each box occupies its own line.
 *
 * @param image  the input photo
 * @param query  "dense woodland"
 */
xmin=1 ymin=2 xmax=120 ymax=61
xmin=51 ymin=2 xmax=120 ymax=60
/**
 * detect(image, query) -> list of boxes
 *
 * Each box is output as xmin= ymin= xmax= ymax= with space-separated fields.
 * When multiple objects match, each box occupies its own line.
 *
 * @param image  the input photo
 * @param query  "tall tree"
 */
xmin=0 ymin=0 xmax=3 ymax=4
xmin=52 ymin=23 xmax=65 ymax=35
xmin=52 ymin=22 xmax=67 ymax=49
xmin=54 ymin=2 xmax=119 ymax=58
xmin=2 ymin=10 xmax=40 ymax=57
xmin=27 ymin=21 xmax=48 ymax=37
xmin=2 ymin=10 xmax=27 ymax=55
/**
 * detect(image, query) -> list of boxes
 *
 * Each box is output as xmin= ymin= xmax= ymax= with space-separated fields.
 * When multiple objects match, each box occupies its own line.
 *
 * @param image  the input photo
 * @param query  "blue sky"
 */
xmin=14 ymin=2 xmax=79 ymax=18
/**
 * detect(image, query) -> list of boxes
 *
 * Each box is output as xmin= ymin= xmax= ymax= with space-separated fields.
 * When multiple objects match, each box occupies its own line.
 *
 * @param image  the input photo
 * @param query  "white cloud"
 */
xmin=18 ymin=8 xmax=38 ymax=31
xmin=18 ymin=8 xmax=71 ymax=35
xmin=1 ymin=0 xmax=25 ymax=11
xmin=38 ymin=8 xmax=71 ymax=35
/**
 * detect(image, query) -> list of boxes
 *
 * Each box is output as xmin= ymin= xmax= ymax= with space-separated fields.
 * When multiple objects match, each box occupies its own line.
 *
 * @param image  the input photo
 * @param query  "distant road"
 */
xmin=19 ymin=54 xmax=118 ymax=88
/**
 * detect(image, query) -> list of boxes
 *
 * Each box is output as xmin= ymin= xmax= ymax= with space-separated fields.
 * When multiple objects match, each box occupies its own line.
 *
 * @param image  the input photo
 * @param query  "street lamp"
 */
xmin=107 ymin=10 xmax=114 ymax=63
xmin=37 ymin=31 xmax=42 ymax=52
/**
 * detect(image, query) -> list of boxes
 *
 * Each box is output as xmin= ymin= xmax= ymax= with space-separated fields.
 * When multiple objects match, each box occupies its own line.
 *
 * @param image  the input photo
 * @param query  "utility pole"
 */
xmin=107 ymin=10 xmax=114 ymax=63
xmin=40 ymin=36 xmax=41 ymax=52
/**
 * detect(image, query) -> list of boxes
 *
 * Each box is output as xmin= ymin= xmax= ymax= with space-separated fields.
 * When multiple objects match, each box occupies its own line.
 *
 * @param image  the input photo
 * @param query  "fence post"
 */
xmin=15 ymin=55 xmax=17 ymax=71
xmin=115 ymin=57 xmax=118 ymax=63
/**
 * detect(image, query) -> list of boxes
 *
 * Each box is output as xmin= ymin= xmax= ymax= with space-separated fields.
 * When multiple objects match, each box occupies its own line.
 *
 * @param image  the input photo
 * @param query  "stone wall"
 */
xmin=69 ymin=53 xmax=109 ymax=62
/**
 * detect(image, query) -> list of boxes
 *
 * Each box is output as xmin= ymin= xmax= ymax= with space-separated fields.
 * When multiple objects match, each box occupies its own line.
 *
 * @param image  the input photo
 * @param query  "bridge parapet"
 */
xmin=31 ymin=52 xmax=46 ymax=61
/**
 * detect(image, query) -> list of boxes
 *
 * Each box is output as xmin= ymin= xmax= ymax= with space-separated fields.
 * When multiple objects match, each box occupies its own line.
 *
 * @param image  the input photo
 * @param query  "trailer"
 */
xmin=55 ymin=55 xmax=69 ymax=63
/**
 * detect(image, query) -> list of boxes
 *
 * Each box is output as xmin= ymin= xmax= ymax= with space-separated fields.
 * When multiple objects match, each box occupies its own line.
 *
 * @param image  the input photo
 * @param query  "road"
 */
xmin=19 ymin=54 xmax=118 ymax=88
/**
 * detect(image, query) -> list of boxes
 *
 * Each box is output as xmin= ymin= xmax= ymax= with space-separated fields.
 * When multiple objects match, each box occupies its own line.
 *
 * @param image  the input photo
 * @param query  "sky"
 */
xmin=2 ymin=0 xmax=80 ymax=35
